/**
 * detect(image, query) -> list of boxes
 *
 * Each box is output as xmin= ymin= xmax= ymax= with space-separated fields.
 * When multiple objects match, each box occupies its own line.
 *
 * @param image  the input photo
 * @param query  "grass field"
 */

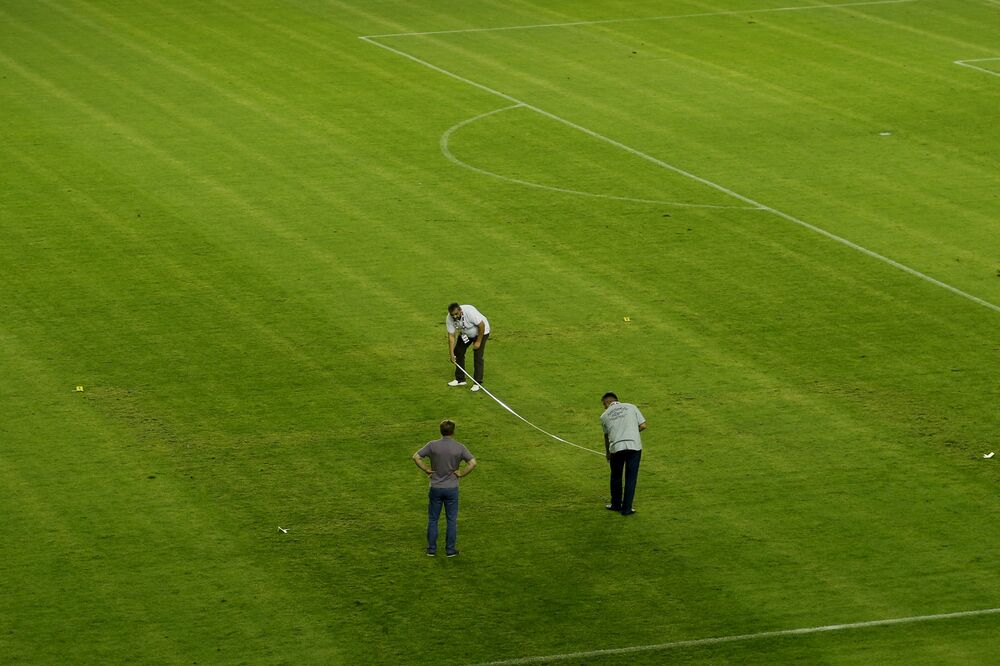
xmin=2 ymin=0 xmax=999 ymax=663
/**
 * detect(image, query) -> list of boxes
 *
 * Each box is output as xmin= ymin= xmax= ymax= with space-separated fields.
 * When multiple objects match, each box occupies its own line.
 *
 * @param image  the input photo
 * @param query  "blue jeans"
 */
xmin=609 ymin=449 xmax=641 ymax=513
xmin=427 ymin=486 xmax=459 ymax=553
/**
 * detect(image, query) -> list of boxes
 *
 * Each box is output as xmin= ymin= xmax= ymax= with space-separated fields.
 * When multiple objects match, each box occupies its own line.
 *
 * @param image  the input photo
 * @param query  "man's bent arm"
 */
xmin=412 ymin=452 xmax=432 ymax=475
xmin=456 ymin=458 xmax=477 ymax=478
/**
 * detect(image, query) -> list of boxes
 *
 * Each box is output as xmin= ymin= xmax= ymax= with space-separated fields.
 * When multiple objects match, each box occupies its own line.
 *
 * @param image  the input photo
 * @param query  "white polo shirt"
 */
xmin=445 ymin=304 xmax=490 ymax=339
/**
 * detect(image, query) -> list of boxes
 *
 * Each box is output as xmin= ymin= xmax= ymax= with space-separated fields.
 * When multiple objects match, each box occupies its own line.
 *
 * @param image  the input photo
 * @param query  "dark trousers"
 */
xmin=427 ymin=486 xmax=459 ymax=554
xmin=609 ymin=449 xmax=641 ymax=513
xmin=454 ymin=334 xmax=488 ymax=384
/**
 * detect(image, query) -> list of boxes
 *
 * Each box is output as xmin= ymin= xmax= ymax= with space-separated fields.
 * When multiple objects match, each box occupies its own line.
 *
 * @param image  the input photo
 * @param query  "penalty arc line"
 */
xmin=464 ymin=606 xmax=1000 ymax=665
xmin=360 ymin=22 xmax=1000 ymax=317
xmin=441 ymin=105 xmax=764 ymax=210
xmin=452 ymin=361 xmax=603 ymax=456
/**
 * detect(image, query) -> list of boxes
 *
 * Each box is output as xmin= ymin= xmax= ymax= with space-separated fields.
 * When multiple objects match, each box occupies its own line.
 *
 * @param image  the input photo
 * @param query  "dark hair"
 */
xmin=447 ymin=302 xmax=460 ymax=313
xmin=602 ymin=392 xmax=618 ymax=402
xmin=440 ymin=419 xmax=456 ymax=436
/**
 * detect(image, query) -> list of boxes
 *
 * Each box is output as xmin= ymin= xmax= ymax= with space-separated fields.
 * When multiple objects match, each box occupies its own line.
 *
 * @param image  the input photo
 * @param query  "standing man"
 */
xmin=412 ymin=419 xmax=477 ymax=557
xmin=445 ymin=302 xmax=490 ymax=392
xmin=600 ymin=392 xmax=647 ymax=516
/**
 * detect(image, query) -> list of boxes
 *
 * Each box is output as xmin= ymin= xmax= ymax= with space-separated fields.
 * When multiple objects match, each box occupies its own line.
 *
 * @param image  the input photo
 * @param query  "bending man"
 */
xmin=600 ymin=392 xmax=647 ymax=516
xmin=445 ymin=302 xmax=490 ymax=392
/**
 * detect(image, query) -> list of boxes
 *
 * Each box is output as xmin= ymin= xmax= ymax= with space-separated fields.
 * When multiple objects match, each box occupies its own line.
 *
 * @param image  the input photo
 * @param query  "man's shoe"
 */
xmin=621 ymin=508 xmax=637 ymax=516
xmin=470 ymin=384 xmax=481 ymax=392
xmin=427 ymin=549 xmax=436 ymax=557
xmin=447 ymin=380 xmax=467 ymax=387
xmin=606 ymin=504 xmax=622 ymax=511
xmin=446 ymin=550 xmax=459 ymax=558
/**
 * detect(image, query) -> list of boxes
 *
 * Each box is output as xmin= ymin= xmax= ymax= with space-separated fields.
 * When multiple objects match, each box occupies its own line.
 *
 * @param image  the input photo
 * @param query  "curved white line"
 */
xmin=440 ymin=105 xmax=764 ymax=210
xmin=453 ymin=361 xmax=603 ymax=456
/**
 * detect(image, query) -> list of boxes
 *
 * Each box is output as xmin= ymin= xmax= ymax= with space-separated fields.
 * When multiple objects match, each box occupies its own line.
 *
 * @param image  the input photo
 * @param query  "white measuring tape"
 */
xmin=453 ymin=361 xmax=603 ymax=456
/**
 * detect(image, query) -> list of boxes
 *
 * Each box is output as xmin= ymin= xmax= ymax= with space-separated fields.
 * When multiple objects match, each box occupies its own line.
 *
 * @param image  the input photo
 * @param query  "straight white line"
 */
xmin=465 ymin=607 xmax=1000 ymax=665
xmin=363 ymin=0 xmax=917 ymax=38
xmin=955 ymin=58 xmax=1000 ymax=77
xmin=360 ymin=35 xmax=1000 ymax=316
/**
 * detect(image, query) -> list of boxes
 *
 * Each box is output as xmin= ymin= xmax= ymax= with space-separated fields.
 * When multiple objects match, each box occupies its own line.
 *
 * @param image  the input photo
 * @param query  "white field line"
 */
xmin=359 ymin=32 xmax=1000 ymax=316
xmin=955 ymin=57 xmax=1000 ymax=77
xmin=362 ymin=0 xmax=917 ymax=38
xmin=441 ymin=105 xmax=763 ymax=210
xmin=465 ymin=607 xmax=1000 ymax=666
xmin=453 ymin=361 xmax=603 ymax=456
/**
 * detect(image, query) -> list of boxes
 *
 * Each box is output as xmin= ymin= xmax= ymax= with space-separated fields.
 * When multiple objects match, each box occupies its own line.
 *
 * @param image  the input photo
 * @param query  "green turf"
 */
xmin=2 ymin=0 xmax=999 ymax=663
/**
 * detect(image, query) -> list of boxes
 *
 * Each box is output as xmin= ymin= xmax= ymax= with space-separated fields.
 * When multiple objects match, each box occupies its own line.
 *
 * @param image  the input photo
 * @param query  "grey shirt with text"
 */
xmin=601 ymin=402 xmax=646 ymax=454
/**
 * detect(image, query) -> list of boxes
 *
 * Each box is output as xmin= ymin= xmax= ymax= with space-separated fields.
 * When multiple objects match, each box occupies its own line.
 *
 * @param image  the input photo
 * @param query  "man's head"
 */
xmin=601 ymin=392 xmax=618 ymax=408
xmin=440 ymin=419 xmax=456 ymax=436
xmin=448 ymin=302 xmax=462 ymax=320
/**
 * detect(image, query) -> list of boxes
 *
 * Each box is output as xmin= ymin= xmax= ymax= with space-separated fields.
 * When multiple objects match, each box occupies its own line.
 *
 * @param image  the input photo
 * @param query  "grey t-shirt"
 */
xmin=601 ymin=402 xmax=646 ymax=454
xmin=417 ymin=437 xmax=475 ymax=488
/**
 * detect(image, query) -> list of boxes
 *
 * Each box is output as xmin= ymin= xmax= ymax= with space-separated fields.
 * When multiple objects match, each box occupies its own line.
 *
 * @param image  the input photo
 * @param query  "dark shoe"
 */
xmin=426 ymin=549 xmax=436 ymax=557
xmin=606 ymin=504 xmax=622 ymax=511
xmin=446 ymin=550 xmax=459 ymax=558
xmin=621 ymin=508 xmax=636 ymax=516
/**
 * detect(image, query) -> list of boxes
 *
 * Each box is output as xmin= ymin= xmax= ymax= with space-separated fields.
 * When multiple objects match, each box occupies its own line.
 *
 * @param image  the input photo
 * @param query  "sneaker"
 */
xmin=446 ymin=550 xmax=459 ymax=558
xmin=621 ymin=508 xmax=637 ymax=516
xmin=470 ymin=384 xmax=481 ymax=392
xmin=606 ymin=504 xmax=622 ymax=511
xmin=447 ymin=380 xmax=467 ymax=387
xmin=427 ymin=549 xmax=436 ymax=557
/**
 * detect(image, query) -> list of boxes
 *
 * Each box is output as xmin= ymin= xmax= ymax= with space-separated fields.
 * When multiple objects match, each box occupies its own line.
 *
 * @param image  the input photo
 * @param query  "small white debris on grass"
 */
xmin=984 ymin=452 xmax=995 ymax=459
xmin=278 ymin=527 xmax=289 ymax=533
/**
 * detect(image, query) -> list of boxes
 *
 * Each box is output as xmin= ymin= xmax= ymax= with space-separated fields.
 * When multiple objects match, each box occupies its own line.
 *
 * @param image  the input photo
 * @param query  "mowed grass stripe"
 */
xmin=0 ymin=4 xmax=436 ymax=288
xmin=0 ymin=51 xmax=381 ymax=368
xmin=0 ymin=145 xmax=353 ymax=384
xmin=4 ymin=1 xmax=448 ymax=344
xmin=44 ymin=0 xmax=552 ymax=320
xmin=0 ymin=331 xmax=340 ymax=664
xmin=0 ymin=153 xmax=370 ymax=660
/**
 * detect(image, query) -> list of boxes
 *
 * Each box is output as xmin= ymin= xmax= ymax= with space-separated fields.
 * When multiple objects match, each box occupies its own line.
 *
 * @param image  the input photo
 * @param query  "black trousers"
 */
xmin=454 ymin=334 xmax=488 ymax=384
xmin=609 ymin=449 xmax=641 ymax=513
